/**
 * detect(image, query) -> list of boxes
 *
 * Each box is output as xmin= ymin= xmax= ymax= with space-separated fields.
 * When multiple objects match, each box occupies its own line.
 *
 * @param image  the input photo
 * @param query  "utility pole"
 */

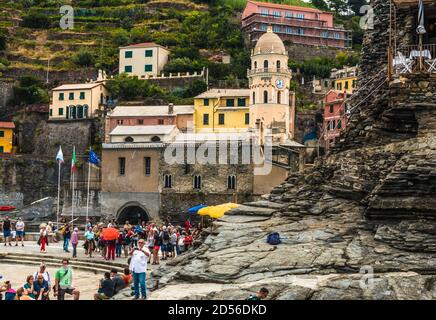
xmin=46 ymin=58 xmax=50 ymax=84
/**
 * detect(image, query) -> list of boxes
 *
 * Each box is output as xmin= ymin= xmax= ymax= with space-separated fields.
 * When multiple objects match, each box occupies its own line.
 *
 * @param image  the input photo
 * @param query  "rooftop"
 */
xmin=52 ymin=82 xmax=104 ymax=91
xmin=0 ymin=122 xmax=15 ymax=129
xmin=109 ymin=125 xmax=176 ymax=136
xmin=248 ymin=0 xmax=323 ymax=14
xmin=195 ymin=89 xmax=250 ymax=99
xmin=109 ymin=105 xmax=194 ymax=117
xmin=119 ymin=42 xmax=169 ymax=50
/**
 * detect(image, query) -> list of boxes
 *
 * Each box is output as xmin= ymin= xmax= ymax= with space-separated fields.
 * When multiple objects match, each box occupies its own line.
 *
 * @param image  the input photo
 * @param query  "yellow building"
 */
xmin=330 ymin=66 xmax=358 ymax=95
xmin=0 ymin=122 xmax=15 ymax=154
xmin=194 ymin=89 xmax=251 ymax=133
xmin=49 ymin=72 xmax=110 ymax=120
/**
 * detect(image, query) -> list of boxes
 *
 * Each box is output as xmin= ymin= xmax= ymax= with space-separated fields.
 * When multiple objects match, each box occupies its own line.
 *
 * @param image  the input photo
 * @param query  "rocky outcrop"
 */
xmin=140 ymin=0 xmax=436 ymax=300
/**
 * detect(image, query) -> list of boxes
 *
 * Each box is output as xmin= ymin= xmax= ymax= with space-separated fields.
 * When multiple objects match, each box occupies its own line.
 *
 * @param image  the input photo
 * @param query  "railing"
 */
xmin=393 ymin=44 xmax=436 ymax=75
xmin=247 ymin=68 xmax=292 ymax=76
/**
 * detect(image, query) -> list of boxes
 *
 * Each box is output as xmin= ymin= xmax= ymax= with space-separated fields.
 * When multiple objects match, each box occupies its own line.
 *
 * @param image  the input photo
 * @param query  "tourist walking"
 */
xmin=152 ymin=228 xmax=161 ymax=265
xmin=129 ymin=239 xmax=150 ymax=300
xmin=146 ymin=231 xmax=155 ymax=263
xmin=107 ymin=238 xmax=116 ymax=261
xmin=116 ymin=231 xmax=123 ymax=258
xmin=62 ymin=223 xmax=71 ymax=253
xmin=84 ymin=227 xmax=95 ymax=258
xmin=39 ymin=226 xmax=48 ymax=253
xmin=15 ymin=217 xmax=25 ymax=247
xmin=54 ymin=259 xmax=80 ymax=300
xmin=71 ymin=227 xmax=79 ymax=258
xmin=2 ymin=216 xmax=12 ymax=246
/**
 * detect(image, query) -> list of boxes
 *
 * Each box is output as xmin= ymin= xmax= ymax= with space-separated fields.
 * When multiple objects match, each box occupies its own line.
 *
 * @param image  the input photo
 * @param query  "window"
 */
xmin=297 ymin=13 xmax=305 ymax=19
xmin=218 ymin=113 xmax=225 ymax=125
xmin=145 ymin=50 xmax=153 ymax=57
xmin=254 ymin=61 xmax=257 ymax=69
xmin=124 ymin=65 xmax=132 ymax=73
xmin=345 ymin=81 xmax=349 ymax=90
xmin=117 ymin=120 xmax=124 ymax=125
xmin=260 ymin=24 xmax=267 ymax=31
xmin=273 ymin=10 xmax=281 ymax=17
xmin=204 ymin=98 xmax=209 ymax=106
xmin=124 ymin=136 xmax=134 ymax=142
xmin=322 ymin=31 xmax=329 ymax=38
xmin=158 ymin=119 xmax=164 ymax=125
xmin=138 ymin=119 xmax=144 ymax=125
xmin=276 ymin=60 xmax=281 ymax=69
xmin=226 ymin=99 xmax=235 ymax=107
xmin=337 ymin=120 xmax=342 ymax=129
xmin=118 ymin=157 xmax=126 ymax=175
xmin=227 ymin=175 xmax=236 ymax=190
xmin=66 ymin=107 xmax=69 ymax=119
xmin=285 ymin=27 xmax=292 ymax=34
xmin=277 ymin=91 xmax=281 ymax=104
xmin=0 ymin=146 xmax=3 ymax=153
xmin=164 ymin=174 xmax=172 ymax=188
xmin=263 ymin=90 xmax=268 ymax=103
xmin=329 ymin=105 xmax=334 ymax=113
xmin=261 ymin=9 xmax=269 ymax=16
xmin=263 ymin=60 xmax=268 ymax=69
xmin=59 ymin=93 xmax=64 ymax=101
xmin=245 ymin=113 xmax=250 ymax=125
xmin=333 ymin=33 xmax=340 ymax=39
xmin=297 ymin=28 xmax=305 ymax=35
xmin=69 ymin=92 xmax=74 ymax=100
xmin=80 ymin=92 xmax=85 ymax=100
xmin=151 ymin=136 xmax=161 ymax=142
xmin=144 ymin=157 xmax=151 ymax=175
xmin=337 ymin=83 xmax=342 ymax=90
xmin=326 ymin=121 xmax=330 ymax=131
xmin=352 ymin=80 xmax=356 ymax=88
xmin=324 ymin=80 xmax=329 ymax=88
xmin=125 ymin=51 xmax=133 ymax=58
xmin=59 ymin=108 xmax=64 ymax=116
xmin=203 ymin=113 xmax=209 ymax=125
xmin=193 ymin=175 xmax=202 ymax=189
xmin=285 ymin=11 xmax=292 ymax=18
xmin=49 ymin=109 xmax=52 ymax=117
xmin=273 ymin=25 xmax=281 ymax=33
xmin=252 ymin=92 xmax=256 ymax=104
xmin=145 ymin=65 xmax=153 ymax=72
xmin=237 ymin=98 xmax=246 ymax=107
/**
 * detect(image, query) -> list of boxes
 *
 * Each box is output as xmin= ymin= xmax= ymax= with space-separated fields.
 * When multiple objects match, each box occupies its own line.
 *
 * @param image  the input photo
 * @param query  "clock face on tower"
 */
xmin=276 ymin=79 xmax=284 ymax=89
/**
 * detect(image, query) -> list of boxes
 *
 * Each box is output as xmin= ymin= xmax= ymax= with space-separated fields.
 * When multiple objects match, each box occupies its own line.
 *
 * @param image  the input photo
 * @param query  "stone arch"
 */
xmin=116 ymin=202 xmax=150 ymax=225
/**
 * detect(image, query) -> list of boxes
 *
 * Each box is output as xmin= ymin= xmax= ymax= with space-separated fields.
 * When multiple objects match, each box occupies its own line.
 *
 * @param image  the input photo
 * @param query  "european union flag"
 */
xmin=89 ymin=149 xmax=100 ymax=165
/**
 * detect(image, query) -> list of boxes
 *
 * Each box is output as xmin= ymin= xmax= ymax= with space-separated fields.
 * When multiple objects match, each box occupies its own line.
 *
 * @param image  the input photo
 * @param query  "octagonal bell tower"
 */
xmin=248 ymin=26 xmax=294 ymax=145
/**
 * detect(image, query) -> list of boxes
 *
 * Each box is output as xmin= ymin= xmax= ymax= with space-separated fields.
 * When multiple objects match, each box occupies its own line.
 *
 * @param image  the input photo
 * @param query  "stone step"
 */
xmin=4 ymin=253 xmax=126 ymax=270
xmin=0 ymin=258 xmax=116 ymax=275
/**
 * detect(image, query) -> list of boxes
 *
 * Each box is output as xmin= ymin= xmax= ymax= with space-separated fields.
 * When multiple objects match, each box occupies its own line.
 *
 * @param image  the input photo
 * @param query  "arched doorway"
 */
xmin=116 ymin=202 xmax=150 ymax=225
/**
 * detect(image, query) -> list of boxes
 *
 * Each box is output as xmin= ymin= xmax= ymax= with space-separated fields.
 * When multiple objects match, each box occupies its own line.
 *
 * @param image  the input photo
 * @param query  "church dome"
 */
xmin=254 ymin=26 xmax=286 ymax=55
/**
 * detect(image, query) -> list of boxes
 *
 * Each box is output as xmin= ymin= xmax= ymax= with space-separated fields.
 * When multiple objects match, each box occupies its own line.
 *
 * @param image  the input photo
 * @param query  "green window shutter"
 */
xmin=145 ymin=64 xmax=153 ymax=72
xmin=203 ymin=114 xmax=209 ymax=125
xmin=69 ymin=92 xmax=74 ymax=100
xmin=80 ymin=92 xmax=85 ymax=99
xmin=226 ymin=99 xmax=234 ymax=107
xmin=219 ymin=113 xmax=225 ymax=125
xmin=125 ymin=65 xmax=132 ymax=73
xmin=59 ymin=108 xmax=63 ymax=116
xmin=49 ymin=109 xmax=52 ymax=117
xmin=0 ymin=146 xmax=3 ymax=153
xmin=145 ymin=50 xmax=153 ymax=57
xmin=125 ymin=51 xmax=132 ymax=58
xmin=0 ymin=131 xmax=4 ymax=137
xmin=59 ymin=93 xmax=64 ymax=101
xmin=245 ymin=113 xmax=250 ymax=125
xmin=204 ymin=99 xmax=209 ymax=106
xmin=237 ymin=98 xmax=246 ymax=107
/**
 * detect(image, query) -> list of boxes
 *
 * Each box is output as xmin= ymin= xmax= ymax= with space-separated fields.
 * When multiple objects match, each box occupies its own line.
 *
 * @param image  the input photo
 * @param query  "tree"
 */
xmin=328 ymin=0 xmax=349 ymax=15
xmin=10 ymin=76 xmax=49 ymax=105
xmin=311 ymin=0 xmax=329 ymax=11
xmin=21 ymin=12 xmax=50 ymax=29
xmin=348 ymin=0 xmax=368 ymax=15
xmin=72 ymin=50 xmax=95 ymax=67
xmin=0 ymin=32 xmax=6 ymax=51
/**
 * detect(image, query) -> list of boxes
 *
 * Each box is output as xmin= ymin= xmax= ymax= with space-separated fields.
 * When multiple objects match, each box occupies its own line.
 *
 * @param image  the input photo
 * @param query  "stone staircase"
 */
xmin=0 ymin=252 xmax=126 ymax=274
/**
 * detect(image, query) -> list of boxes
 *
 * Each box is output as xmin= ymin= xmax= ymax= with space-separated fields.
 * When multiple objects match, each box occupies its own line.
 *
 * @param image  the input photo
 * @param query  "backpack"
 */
xmin=267 ymin=232 xmax=281 ymax=245
xmin=163 ymin=231 xmax=170 ymax=241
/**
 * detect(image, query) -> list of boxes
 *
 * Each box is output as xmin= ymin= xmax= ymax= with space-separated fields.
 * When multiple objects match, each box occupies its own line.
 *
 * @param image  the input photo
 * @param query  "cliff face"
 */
xmin=139 ymin=1 xmax=436 ymax=300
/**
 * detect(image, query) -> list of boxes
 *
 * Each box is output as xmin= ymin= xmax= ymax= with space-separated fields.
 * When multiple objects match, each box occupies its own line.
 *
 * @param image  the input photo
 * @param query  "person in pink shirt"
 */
xmin=71 ymin=228 xmax=79 ymax=258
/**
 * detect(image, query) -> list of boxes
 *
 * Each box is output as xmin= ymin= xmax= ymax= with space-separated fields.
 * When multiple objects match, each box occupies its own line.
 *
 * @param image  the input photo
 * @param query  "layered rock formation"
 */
xmin=112 ymin=0 xmax=436 ymax=300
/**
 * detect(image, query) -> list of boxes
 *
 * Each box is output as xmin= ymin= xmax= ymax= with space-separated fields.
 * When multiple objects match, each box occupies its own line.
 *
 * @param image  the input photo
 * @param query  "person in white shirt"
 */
xmin=129 ymin=239 xmax=150 ymax=300
xmin=33 ymin=263 xmax=52 ymax=291
xmin=15 ymin=218 xmax=25 ymax=247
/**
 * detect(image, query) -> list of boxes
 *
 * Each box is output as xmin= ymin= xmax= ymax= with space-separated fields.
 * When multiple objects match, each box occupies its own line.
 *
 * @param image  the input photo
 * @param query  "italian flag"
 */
xmin=71 ymin=146 xmax=77 ymax=173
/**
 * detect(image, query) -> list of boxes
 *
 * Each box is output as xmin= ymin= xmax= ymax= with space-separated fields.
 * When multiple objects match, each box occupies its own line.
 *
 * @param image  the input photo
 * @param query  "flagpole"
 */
xmin=71 ymin=146 xmax=75 ymax=229
xmin=86 ymin=148 xmax=91 ymax=225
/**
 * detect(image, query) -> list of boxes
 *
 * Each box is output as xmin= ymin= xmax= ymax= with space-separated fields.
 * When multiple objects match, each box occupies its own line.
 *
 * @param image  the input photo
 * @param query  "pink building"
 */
xmin=105 ymin=104 xmax=193 ymax=143
xmin=323 ymin=90 xmax=347 ymax=150
xmin=242 ymin=1 xmax=351 ymax=48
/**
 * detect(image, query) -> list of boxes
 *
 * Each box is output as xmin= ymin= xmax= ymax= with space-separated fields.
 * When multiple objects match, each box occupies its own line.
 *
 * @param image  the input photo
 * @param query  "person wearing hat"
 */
xmin=15 ymin=217 xmax=25 ymax=247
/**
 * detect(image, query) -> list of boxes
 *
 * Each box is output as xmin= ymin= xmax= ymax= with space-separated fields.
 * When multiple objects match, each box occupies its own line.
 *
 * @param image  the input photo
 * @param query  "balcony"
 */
xmin=392 ymin=44 xmax=436 ymax=75
xmin=247 ymin=68 xmax=292 ymax=77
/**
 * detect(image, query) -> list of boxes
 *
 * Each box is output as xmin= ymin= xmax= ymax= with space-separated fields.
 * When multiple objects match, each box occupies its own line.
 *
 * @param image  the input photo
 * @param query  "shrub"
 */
xmin=21 ymin=12 xmax=51 ymax=29
xmin=72 ymin=49 xmax=95 ymax=67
